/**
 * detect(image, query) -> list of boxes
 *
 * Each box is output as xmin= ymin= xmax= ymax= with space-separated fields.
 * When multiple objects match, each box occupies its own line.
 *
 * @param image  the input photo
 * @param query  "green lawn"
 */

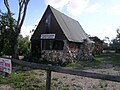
xmin=0 ymin=70 xmax=46 ymax=90
xmin=69 ymin=52 xmax=120 ymax=69
xmin=93 ymin=52 xmax=120 ymax=66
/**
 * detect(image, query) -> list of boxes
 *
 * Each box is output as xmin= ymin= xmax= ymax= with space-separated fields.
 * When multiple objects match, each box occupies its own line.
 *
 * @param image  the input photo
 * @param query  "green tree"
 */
xmin=3 ymin=0 xmax=30 ymax=58
xmin=0 ymin=11 xmax=17 ymax=56
xmin=110 ymin=28 xmax=120 ymax=53
xmin=18 ymin=35 xmax=30 ymax=55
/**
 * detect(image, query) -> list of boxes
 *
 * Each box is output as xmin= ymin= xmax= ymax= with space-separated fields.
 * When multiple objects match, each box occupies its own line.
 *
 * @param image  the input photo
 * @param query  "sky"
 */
xmin=0 ymin=0 xmax=120 ymax=40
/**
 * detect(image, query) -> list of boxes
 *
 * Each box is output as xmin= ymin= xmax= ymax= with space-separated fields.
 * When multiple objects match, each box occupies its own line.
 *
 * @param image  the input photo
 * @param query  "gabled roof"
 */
xmin=89 ymin=36 xmax=103 ymax=43
xmin=31 ymin=5 xmax=91 ymax=43
xmin=49 ymin=5 xmax=91 ymax=43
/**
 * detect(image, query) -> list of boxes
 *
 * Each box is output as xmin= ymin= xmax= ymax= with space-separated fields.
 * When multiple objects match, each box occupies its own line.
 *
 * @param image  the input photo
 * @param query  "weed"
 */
xmin=71 ymin=78 xmax=75 ymax=81
xmin=61 ymin=84 xmax=70 ymax=90
xmin=99 ymin=80 xmax=108 ymax=89
xmin=62 ymin=87 xmax=69 ymax=90
xmin=66 ymin=63 xmax=75 ymax=67
xmin=0 ymin=70 xmax=46 ymax=89
xmin=74 ymin=53 xmax=120 ymax=69
xmin=52 ymin=77 xmax=59 ymax=81
xmin=63 ymin=76 xmax=67 ymax=79
xmin=57 ymin=81 xmax=63 ymax=85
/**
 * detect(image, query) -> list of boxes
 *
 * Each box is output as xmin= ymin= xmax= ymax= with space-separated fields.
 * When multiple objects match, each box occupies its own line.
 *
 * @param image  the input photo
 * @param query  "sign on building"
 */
xmin=41 ymin=34 xmax=55 ymax=39
xmin=0 ymin=58 xmax=12 ymax=74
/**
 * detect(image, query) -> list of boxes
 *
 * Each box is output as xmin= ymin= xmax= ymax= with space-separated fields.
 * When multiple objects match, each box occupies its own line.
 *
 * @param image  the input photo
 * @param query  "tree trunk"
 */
xmin=11 ymin=36 xmax=18 ymax=59
xmin=13 ymin=42 xmax=19 ymax=59
xmin=4 ymin=0 xmax=30 ymax=59
xmin=0 ymin=36 xmax=4 ymax=56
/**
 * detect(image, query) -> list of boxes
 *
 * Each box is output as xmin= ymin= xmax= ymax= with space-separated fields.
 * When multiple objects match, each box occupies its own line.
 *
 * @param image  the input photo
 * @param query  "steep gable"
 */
xmin=31 ymin=5 xmax=91 ymax=43
xmin=49 ymin=6 xmax=90 ymax=42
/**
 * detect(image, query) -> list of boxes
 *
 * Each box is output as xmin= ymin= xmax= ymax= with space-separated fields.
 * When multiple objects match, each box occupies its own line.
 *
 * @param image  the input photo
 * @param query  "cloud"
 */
xmin=86 ymin=25 xmax=117 ymax=40
xmin=20 ymin=18 xmax=40 ymax=38
xmin=45 ymin=0 xmax=69 ymax=9
xmin=97 ymin=26 xmax=117 ymax=40
xmin=21 ymin=25 xmax=34 ymax=38
xmin=44 ymin=0 xmax=103 ymax=16
xmin=107 ymin=5 xmax=120 ymax=16
xmin=67 ymin=0 xmax=89 ymax=16
xmin=85 ymin=3 xmax=103 ymax=13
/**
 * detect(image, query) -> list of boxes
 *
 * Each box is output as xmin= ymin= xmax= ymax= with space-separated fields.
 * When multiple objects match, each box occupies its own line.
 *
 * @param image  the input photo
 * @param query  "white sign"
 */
xmin=0 ymin=58 xmax=12 ymax=74
xmin=41 ymin=34 xmax=55 ymax=39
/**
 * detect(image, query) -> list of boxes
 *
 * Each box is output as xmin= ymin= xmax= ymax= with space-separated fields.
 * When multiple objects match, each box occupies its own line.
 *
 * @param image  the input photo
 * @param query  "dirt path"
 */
xmin=50 ymin=66 xmax=120 ymax=90
xmin=0 ymin=85 xmax=10 ymax=90
xmin=0 ymin=65 xmax=120 ymax=90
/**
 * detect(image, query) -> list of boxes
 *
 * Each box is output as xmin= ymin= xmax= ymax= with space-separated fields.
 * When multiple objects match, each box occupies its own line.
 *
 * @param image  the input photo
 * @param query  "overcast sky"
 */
xmin=0 ymin=0 xmax=120 ymax=40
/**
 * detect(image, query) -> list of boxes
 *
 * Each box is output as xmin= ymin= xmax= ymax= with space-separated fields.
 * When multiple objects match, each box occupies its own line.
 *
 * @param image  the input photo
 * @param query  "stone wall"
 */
xmin=41 ymin=50 xmax=77 ymax=64
xmin=40 ymin=40 xmax=94 ymax=64
xmin=77 ymin=41 xmax=94 ymax=61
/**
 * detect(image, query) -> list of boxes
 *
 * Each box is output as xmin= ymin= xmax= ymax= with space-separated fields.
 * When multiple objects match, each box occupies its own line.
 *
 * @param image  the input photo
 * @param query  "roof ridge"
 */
xmin=48 ymin=5 xmax=78 ymax=22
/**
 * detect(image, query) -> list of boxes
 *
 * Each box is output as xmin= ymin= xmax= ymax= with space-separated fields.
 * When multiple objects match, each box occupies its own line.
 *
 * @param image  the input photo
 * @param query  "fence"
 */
xmin=10 ymin=59 xmax=120 ymax=90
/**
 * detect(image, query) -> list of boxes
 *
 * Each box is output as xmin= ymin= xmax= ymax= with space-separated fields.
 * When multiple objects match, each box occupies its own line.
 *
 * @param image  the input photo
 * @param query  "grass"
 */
xmin=52 ymin=77 xmax=59 ymax=81
xmin=0 ymin=69 xmax=71 ymax=90
xmin=0 ymin=52 xmax=120 ymax=89
xmin=74 ymin=52 xmax=120 ymax=69
xmin=98 ymin=80 xmax=108 ymax=89
xmin=0 ymin=70 xmax=46 ymax=90
xmin=96 ymin=52 xmax=120 ymax=66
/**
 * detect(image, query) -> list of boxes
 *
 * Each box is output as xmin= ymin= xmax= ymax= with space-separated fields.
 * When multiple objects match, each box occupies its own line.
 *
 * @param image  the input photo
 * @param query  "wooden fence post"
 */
xmin=46 ymin=69 xmax=52 ymax=90
xmin=11 ymin=59 xmax=120 ymax=82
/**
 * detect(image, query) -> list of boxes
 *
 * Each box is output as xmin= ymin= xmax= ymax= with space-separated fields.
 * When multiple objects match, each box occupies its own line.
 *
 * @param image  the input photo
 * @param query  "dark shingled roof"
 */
xmin=31 ymin=5 xmax=91 ymax=43
xmin=49 ymin=6 xmax=91 ymax=43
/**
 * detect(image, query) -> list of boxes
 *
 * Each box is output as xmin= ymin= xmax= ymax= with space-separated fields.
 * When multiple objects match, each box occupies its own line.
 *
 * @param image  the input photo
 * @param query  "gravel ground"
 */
xmin=0 ymin=65 xmax=120 ymax=90
xmin=0 ymin=85 xmax=11 ymax=90
xmin=51 ymin=66 xmax=120 ymax=90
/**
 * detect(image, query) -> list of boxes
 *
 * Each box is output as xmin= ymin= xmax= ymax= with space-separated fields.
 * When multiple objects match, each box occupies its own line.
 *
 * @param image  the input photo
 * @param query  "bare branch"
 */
xmin=17 ymin=0 xmax=23 ymax=27
xmin=4 ymin=0 xmax=12 ymax=17
xmin=19 ymin=0 xmax=29 ymax=31
xmin=3 ymin=0 xmax=30 ymax=59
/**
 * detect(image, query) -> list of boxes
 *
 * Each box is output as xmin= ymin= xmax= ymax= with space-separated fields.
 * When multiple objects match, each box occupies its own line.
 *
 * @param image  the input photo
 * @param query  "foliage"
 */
xmin=110 ymin=28 xmax=120 ymax=52
xmin=0 ymin=11 xmax=17 ymax=56
xmin=0 ymin=52 xmax=120 ymax=89
xmin=18 ymin=35 xmax=30 ymax=55
xmin=3 ymin=0 xmax=30 ymax=58
xmin=74 ymin=51 xmax=120 ymax=69
xmin=0 ymin=11 xmax=30 ymax=56
xmin=0 ymin=70 xmax=45 ymax=89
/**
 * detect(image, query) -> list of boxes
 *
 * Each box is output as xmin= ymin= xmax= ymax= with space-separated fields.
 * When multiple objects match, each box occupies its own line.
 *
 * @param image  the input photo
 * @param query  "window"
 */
xmin=45 ymin=14 xmax=51 ymax=33
xmin=41 ymin=40 xmax=64 ymax=50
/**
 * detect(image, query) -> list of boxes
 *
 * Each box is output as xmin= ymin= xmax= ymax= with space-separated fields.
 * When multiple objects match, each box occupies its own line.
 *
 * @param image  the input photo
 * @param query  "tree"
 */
xmin=0 ymin=12 xmax=30 ymax=56
xmin=110 ymin=28 xmax=120 ymax=53
xmin=3 ymin=0 xmax=30 ymax=58
xmin=0 ymin=11 xmax=17 ymax=56
xmin=18 ymin=35 xmax=30 ymax=55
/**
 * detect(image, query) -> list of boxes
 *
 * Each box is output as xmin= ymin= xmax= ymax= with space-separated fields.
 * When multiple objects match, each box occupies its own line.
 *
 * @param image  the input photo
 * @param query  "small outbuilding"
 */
xmin=31 ymin=5 xmax=93 ymax=63
xmin=89 ymin=36 xmax=104 ymax=55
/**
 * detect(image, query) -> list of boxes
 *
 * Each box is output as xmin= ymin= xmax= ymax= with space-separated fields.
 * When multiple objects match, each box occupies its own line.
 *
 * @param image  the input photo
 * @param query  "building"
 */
xmin=89 ymin=36 xmax=104 ymax=55
xmin=31 ymin=5 xmax=93 ymax=63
